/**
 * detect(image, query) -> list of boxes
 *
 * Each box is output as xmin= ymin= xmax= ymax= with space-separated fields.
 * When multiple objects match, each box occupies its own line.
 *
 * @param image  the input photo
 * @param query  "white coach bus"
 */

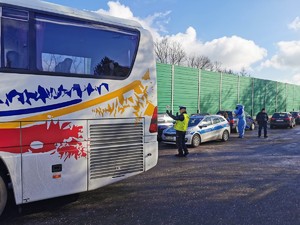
xmin=0 ymin=0 xmax=158 ymax=215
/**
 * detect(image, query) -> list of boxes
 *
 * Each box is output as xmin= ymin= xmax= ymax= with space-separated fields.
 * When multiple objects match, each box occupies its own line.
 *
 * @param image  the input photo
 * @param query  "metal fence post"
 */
xmin=251 ymin=78 xmax=254 ymax=117
xmin=237 ymin=75 xmax=240 ymax=103
xmin=198 ymin=69 xmax=201 ymax=113
xmin=171 ymin=64 xmax=174 ymax=112
xmin=219 ymin=72 xmax=223 ymax=110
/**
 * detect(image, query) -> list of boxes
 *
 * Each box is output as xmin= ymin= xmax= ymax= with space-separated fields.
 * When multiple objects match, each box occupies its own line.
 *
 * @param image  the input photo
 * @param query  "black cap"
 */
xmin=179 ymin=106 xmax=186 ymax=110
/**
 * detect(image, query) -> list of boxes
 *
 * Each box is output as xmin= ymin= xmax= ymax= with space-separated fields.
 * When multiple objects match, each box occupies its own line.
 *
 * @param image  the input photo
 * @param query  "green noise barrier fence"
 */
xmin=157 ymin=63 xmax=300 ymax=116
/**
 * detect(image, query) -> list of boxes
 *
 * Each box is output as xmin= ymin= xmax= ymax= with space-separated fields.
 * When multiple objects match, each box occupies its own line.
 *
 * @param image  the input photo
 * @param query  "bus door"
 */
xmin=21 ymin=120 xmax=88 ymax=203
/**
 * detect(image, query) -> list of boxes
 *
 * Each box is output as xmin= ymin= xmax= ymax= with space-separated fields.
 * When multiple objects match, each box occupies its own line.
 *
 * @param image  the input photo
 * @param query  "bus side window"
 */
xmin=1 ymin=8 xmax=29 ymax=69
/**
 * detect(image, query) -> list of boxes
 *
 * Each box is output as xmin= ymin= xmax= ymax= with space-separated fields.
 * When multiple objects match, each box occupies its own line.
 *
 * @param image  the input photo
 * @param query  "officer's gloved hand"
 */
xmin=176 ymin=112 xmax=179 ymax=117
xmin=166 ymin=110 xmax=172 ymax=116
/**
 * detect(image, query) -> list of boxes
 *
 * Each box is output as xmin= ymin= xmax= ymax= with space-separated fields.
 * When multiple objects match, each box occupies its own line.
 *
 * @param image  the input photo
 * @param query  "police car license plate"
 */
xmin=166 ymin=136 xmax=175 ymax=141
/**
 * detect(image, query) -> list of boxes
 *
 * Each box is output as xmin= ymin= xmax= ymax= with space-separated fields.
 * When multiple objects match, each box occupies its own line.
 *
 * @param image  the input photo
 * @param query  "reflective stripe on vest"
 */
xmin=174 ymin=113 xmax=190 ymax=131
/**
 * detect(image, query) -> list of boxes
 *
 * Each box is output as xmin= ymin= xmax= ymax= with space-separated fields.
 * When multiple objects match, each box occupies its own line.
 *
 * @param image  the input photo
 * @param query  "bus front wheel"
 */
xmin=0 ymin=173 xmax=7 ymax=216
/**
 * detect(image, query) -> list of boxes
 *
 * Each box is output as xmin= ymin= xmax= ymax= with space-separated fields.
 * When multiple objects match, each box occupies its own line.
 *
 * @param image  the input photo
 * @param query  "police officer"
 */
xmin=256 ymin=108 xmax=269 ymax=138
xmin=166 ymin=106 xmax=190 ymax=157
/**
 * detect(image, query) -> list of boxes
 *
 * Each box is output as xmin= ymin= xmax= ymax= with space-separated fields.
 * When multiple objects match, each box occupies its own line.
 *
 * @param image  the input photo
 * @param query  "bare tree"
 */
xmin=211 ymin=61 xmax=223 ymax=72
xmin=169 ymin=41 xmax=186 ymax=65
xmin=187 ymin=55 xmax=197 ymax=68
xmin=222 ymin=68 xmax=234 ymax=74
xmin=154 ymin=38 xmax=186 ymax=65
xmin=196 ymin=56 xmax=211 ymax=69
xmin=188 ymin=55 xmax=211 ymax=69
xmin=239 ymin=67 xmax=251 ymax=77
xmin=154 ymin=38 xmax=170 ymax=64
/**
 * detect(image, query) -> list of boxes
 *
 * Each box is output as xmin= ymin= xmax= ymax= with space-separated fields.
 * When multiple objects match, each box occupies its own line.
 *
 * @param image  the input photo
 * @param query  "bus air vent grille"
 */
xmin=89 ymin=122 xmax=144 ymax=179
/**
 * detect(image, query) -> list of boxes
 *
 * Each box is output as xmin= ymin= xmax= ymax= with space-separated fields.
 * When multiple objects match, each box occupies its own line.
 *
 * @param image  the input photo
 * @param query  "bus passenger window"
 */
xmin=35 ymin=14 xmax=139 ymax=78
xmin=1 ymin=8 xmax=29 ymax=69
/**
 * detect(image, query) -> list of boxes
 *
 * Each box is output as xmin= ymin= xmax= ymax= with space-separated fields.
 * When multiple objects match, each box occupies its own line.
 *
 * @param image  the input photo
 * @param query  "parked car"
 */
xmin=157 ymin=113 xmax=174 ymax=141
xmin=217 ymin=110 xmax=255 ymax=132
xmin=162 ymin=114 xmax=230 ymax=147
xmin=290 ymin=111 xmax=300 ymax=124
xmin=270 ymin=112 xmax=296 ymax=129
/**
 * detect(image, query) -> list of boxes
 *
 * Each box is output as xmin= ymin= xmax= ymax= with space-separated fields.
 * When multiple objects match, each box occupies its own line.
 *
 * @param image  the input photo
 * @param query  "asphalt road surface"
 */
xmin=1 ymin=125 xmax=300 ymax=225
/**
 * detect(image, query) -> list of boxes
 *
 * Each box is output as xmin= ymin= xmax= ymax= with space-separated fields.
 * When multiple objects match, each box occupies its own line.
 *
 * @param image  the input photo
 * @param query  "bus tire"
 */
xmin=0 ymin=173 xmax=7 ymax=216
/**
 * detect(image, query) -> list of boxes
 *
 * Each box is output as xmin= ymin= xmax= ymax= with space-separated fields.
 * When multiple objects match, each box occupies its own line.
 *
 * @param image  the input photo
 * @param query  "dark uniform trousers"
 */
xmin=258 ymin=123 xmax=267 ymax=137
xmin=176 ymin=130 xmax=188 ymax=155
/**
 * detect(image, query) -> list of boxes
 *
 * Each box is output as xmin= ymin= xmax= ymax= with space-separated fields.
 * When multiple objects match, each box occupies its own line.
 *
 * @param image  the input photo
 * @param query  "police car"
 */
xmin=162 ymin=114 xmax=230 ymax=147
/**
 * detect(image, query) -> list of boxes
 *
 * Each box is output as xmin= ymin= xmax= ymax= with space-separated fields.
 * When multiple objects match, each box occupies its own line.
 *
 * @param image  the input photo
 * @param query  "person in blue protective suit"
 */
xmin=234 ymin=104 xmax=246 ymax=138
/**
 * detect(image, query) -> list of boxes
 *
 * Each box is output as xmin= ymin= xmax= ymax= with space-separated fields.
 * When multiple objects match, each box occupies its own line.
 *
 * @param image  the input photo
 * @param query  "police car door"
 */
xmin=198 ymin=116 xmax=214 ymax=142
xmin=212 ymin=116 xmax=223 ymax=139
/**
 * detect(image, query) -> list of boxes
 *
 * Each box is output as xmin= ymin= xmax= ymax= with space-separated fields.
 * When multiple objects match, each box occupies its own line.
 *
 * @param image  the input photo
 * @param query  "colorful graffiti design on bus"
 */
xmin=0 ymin=70 xmax=156 ymax=160
xmin=0 ymin=121 xmax=86 ymax=161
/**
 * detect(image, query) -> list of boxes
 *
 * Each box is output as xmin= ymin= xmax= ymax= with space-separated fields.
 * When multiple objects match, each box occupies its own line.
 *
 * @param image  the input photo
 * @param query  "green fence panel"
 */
xmin=173 ymin=65 xmax=199 ymax=114
xmin=253 ymin=79 xmax=266 ymax=115
xmin=277 ymin=82 xmax=286 ymax=112
xmin=294 ymin=85 xmax=300 ymax=111
xmin=157 ymin=63 xmax=172 ymax=113
xmin=239 ymin=76 xmax=253 ymax=115
xmin=265 ymin=80 xmax=277 ymax=114
xmin=156 ymin=63 xmax=300 ymax=117
xmin=286 ymin=84 xmax=294 ymax=112
xmin=200 ymin=70 xmax=220 ymax=114
xmin=221 ymin=73 xmax=238 ymax=111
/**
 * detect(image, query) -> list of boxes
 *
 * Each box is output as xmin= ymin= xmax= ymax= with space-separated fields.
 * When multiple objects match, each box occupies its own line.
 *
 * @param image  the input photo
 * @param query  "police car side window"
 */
xmin=202 ymin=117 xmax=212 ymax=126
xmin=213 ymin=117 xmax=220 ymax=124
xmin=219 ymin=117 xmax=225 ymax=122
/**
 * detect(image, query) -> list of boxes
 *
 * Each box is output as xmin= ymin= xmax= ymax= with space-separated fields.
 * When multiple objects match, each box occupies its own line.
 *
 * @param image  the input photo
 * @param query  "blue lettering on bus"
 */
xmin=2 ymin=83 xmax=109 ymax=106
xmin=0 ymin=83 xmax=109 ymax=117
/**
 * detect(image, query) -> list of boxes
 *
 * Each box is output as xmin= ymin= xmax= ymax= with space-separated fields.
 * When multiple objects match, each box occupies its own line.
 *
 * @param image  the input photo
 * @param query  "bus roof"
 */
xmin=0 ymin=0 xmax=143 ymax=29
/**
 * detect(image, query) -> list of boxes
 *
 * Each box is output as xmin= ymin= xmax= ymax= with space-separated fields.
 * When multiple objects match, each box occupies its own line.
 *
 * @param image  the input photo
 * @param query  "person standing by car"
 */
xmin=234 ymin=104 xmax=246 ymax=138
xmin=256 ymin=108 xmax=269 ymax=138
xmin=166 ymin=106 xmax=190 ymax=157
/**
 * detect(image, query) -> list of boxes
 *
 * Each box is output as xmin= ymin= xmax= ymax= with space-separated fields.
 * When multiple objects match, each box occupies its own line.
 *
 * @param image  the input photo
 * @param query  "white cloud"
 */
xmin=262 ymin=41 xmax=300 ymax=70
xmin=165 ymin=28 xmax=267 ymax=71
xmin=291 ymin=73 xmax=300 ymax=85
xmin=95 ymin=1 xmax=171 ymax=40
xmin=288 ymin=16 xmax=300 ymax=31
xmin=96 ymin=1 xmax=267 ymax=71
xmin=199 ymin=36 xmax=266 ymax=71
xmin=96 ymin=1 xmax=134 ymax=19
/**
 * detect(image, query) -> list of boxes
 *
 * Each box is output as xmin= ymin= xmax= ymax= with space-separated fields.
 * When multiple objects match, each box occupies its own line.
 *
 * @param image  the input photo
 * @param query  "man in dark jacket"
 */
xmin=256 ymin=108 xmax=269 ymax=138
xmin=166 ymin=106 xmax=190 ymax=157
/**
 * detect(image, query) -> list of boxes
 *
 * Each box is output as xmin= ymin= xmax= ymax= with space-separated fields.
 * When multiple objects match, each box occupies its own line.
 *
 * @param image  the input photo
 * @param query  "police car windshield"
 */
xmin=188 ymin=117 xmax=203 ymax=127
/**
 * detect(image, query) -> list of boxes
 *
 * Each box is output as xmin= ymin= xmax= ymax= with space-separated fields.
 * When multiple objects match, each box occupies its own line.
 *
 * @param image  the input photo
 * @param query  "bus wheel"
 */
xmin=0 ymin=173 xmax=7 ymax=216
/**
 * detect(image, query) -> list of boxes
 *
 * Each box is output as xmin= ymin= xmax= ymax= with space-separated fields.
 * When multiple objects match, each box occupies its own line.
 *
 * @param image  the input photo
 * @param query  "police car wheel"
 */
xmin=0 ymin=173 xmax=7 ymax=216
xmin=191 ymin=134 xmax=201 ymax=147
xmin=222 ymin=130 xmax=229 ymax=142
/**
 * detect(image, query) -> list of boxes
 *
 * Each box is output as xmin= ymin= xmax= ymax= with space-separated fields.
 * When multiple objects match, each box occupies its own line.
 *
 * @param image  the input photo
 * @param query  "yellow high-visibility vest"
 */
xmin=174 ymin=113 xmax=189 ymax=131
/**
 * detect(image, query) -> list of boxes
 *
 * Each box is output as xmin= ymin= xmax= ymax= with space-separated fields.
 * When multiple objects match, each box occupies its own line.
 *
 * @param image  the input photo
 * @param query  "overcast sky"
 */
xmin=46 ymin=0 xmax=300 ymax=84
